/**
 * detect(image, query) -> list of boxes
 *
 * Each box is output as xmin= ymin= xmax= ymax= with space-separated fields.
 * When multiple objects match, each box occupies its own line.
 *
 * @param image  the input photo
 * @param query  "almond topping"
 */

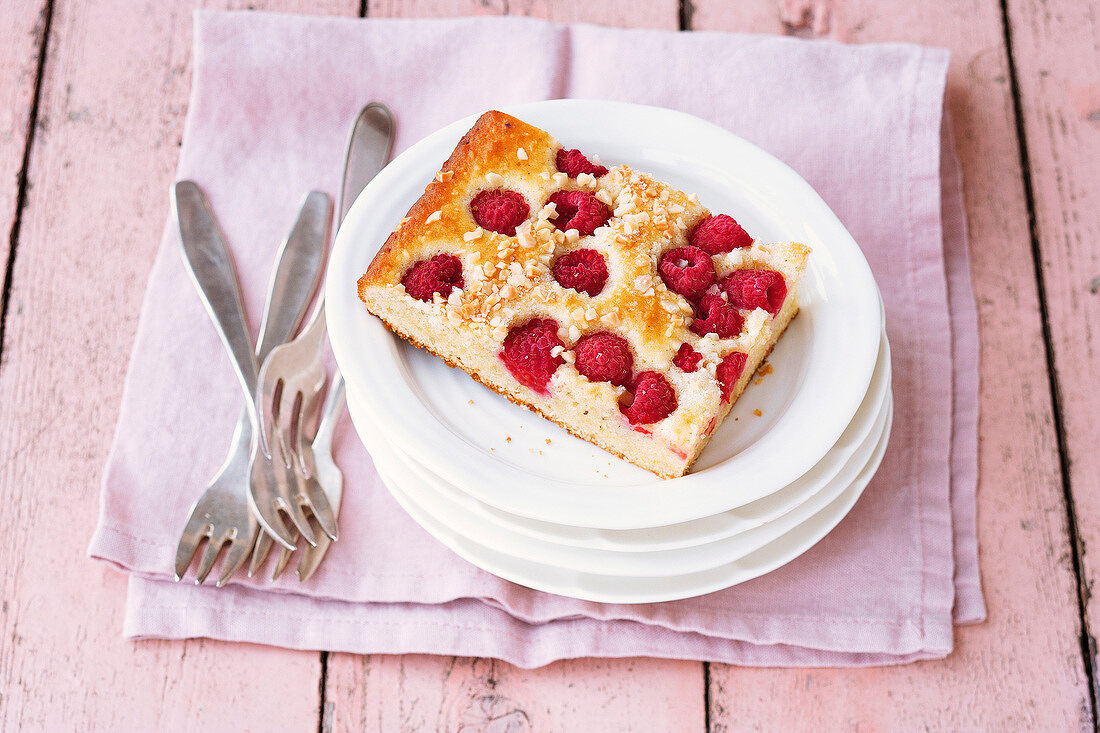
xmin=425 ymin=209 xmax=442 ymax=224
xmin=485 ymin=172 xmax=504 ymax=186
xmin=517 ymin=147 xmax=528 ymax=161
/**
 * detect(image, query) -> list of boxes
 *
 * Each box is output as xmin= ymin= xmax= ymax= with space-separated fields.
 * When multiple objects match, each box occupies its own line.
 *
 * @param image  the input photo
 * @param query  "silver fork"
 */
xmin=250 ymin=371 xmax=346 ymax=581
xmin=249 ymin=101 xmax=394 ymax=556
xmin=173 ymin=182 xmax=331 ymax=584
xmin=251 ymin=304 xmax=331 ymax=553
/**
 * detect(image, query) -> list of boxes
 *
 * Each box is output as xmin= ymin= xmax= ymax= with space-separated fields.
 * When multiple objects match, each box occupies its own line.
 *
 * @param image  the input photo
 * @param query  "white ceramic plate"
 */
xmin=377 ymin=331 xmax=890 ymax=553
xmin=355 ymin=386 xmax=890 ymax=577
xmin=369 ymin=407 xmax=893 ymax=604
xmin=328 ymin=99 xmax=883 ymax=529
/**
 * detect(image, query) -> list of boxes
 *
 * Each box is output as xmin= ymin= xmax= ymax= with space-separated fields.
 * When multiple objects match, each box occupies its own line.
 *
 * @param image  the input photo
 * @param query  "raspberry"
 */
xmin=689 ymin=214 xmax=752 ymax=255
xmin=658 ymin=246 xmax=716 ymax=301
xmin=470 ymin=189 xmax=529 ymax=236
xmin=499 ymin=318 xmax=565 ymax=395
xmin=722 ymin=269 xmax=787 ymax=315
xmin=673 ymin=343 xmax=703 ymax=373
xmin=690 ymin=293 xmax=745 ymax=339
xmin=401 ymin=253 xmax=464 ymax=302
xmin=552 ymin=248 xmax=608 ymax=296
xmin=547 ymin=191 xmax=611 ymax=236
xmin=619 ymin=371 xmax=678 ymax=425
xmin=556 ymin=148 xmax=609 ymax=179
xmin=716 ymin=352 xmax=748 ymax=402
xmin=573 ymin=332 xmax=633 ymax=385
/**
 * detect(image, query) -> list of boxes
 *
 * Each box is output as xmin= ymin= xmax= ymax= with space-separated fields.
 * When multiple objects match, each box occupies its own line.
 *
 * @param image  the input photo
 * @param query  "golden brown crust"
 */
xmin=359 ymin=111 xmax=551 ymax=294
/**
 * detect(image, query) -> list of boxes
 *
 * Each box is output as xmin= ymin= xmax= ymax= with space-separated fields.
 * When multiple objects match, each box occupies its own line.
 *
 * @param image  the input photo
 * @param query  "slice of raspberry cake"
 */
xmin=358 ymin=111 xmax=810 ymax=478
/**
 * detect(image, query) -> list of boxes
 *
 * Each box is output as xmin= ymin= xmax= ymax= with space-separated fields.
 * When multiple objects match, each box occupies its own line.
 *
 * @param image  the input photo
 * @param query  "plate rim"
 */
xmin=371 ymin=403 xmax=894 ymax=604
xmin=357 ymin=384 xmax=892 ymax=576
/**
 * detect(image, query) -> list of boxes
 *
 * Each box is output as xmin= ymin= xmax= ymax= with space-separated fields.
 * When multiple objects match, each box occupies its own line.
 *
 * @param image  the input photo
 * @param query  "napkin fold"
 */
xmin=89 ymin=10 xmax=984 ymax=667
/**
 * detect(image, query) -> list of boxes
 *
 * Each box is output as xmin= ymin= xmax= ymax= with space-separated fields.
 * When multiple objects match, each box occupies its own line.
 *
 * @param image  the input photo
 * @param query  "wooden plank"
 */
xmin=324 ymin=3 xmax=703 ymax=732
xmin=326 ymin=655 xmax=704 ymax=732
xmin=691 ymin=0 xmax=1094 ymax=729
xmin=1004 ymin=0 xmax=1100 ymax=682
xmin=0 ymin=1 xmax=50 ymax=299
xmin=0 ymin=1 xmax=358 ymax=729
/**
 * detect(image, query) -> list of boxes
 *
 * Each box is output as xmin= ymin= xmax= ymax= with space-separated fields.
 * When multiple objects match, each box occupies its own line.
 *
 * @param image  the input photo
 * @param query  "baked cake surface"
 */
xmin=358 ymin=111 xmax=810 ymax=478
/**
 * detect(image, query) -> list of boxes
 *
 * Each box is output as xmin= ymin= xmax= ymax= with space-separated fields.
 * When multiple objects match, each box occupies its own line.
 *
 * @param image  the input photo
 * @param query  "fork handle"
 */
xmin=257 ymin=191 xmax=332 ymax=361
xmin=175 ymin=181 xmax=261 ymax=418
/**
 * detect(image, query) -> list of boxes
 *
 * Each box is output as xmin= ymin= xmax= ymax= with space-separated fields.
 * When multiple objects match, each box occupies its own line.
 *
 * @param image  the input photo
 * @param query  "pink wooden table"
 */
xmin=1 ymin=0 xmax=1097 ymax=729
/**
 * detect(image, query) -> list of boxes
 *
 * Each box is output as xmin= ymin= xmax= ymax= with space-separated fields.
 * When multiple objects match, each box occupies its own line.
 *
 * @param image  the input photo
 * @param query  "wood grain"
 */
xmin=691 ymin=0 xmax=1094 ymax=729
xmin=3 ymin=0 xmax=1095 ymax=729
xmin=1004 ymin=0 xmax=1100 ymax=686
xmin=0 ymin=1 xmax=50 ymax=301
xmin=325 ymin=655 xmax=704 ymax=732
xmin=0 ymin=1 xmax=356 ymax=729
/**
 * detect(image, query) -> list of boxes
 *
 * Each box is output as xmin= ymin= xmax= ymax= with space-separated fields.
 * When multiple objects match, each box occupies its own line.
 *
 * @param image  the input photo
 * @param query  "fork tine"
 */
xmin=174 ymin=514 xmax=212 ymax=581
xmin=249 ymin=529 xmax=274 ymax=577
xmin=252 ymin=495 xmax=298 ymax=551
xmin=302 ymin=478 xmax=338 ymax=542
xmin=297 ymin=535 xmax=332 ymax=582
xmin=258 ymin=376 xmax=281 ymax=461
xmin=216 ymin=530 xmax=254 ymax=587
xmin=272 ymin=542 xmax=295 ymax=580
xmin=276 ymin=391 xmax=302 ymax=472
xmin=194 ymin=533 xmax=228 ymax=584
xmin=279 ymin=497 xmax=318 ymax=547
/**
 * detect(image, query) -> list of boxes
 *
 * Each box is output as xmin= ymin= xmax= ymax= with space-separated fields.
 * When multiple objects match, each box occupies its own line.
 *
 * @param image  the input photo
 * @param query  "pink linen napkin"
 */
xmin=89 ymin=10 xmax=984 ymax=667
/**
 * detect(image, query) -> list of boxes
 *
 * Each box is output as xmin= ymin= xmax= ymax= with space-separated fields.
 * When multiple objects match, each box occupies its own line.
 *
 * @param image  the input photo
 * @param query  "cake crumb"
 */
xmin=468 ymin=400 xmax=475 ymax=405
xmin=753 ymin=409 xmax=763 ymax=417
xmin=506 ymin=436 xmax=512 ymax=443
xmin=545 ymin=438 xmax=552 ymax=445
xmin=760 ymin=363 xmax=774 ymax=375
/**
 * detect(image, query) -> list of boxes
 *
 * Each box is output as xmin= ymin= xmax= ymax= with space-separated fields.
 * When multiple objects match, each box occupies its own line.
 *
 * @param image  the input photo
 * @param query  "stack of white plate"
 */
xmin=327 ymin=100 xmax=890 ymax=604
